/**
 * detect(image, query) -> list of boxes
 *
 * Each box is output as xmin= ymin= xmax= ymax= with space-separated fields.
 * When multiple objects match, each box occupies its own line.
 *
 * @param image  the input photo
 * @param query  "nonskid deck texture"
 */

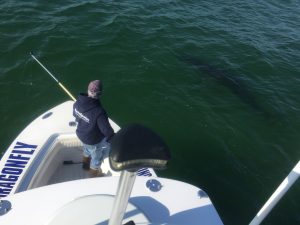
xmin=47 ymin=145 xmax=111 ymax=185
xmin=28 ymin=134 xmax=149 ymax=189
xmin=46 ymin=145 xmax=91 ymax=185
xmin=48 ymin=162 xmax=90 ymax=185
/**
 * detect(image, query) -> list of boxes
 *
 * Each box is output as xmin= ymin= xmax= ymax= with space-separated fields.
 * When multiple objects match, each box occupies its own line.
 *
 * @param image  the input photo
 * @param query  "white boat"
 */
xmin=0 ymin=100 xmax=224 ymax=225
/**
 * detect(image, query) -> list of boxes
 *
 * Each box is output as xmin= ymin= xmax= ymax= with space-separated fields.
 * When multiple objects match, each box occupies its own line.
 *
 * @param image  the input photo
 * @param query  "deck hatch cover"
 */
xmin=0 ymin=200 xmax=11 ymax=216
xmin=146 ymin=179 xmax=162 ymax=192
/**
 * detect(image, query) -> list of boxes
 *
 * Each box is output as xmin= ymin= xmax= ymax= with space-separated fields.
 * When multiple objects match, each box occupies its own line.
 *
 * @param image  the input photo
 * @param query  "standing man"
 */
xmin=73 ymin=80 xmax=114 ymax=177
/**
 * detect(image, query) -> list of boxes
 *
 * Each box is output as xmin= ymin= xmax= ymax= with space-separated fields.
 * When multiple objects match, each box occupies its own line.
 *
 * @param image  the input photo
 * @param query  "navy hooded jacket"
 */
xmin=73 ymin=93 xmax=114 ymax=145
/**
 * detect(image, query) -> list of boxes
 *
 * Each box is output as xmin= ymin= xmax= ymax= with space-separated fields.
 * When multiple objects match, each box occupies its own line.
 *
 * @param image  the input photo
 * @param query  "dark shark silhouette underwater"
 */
xmin=181 ymin=55 xmax=270 ymax=118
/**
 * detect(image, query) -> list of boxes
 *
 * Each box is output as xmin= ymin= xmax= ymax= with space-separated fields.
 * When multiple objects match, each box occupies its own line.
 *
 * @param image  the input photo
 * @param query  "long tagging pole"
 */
xmin=30 ymin=52 xmax=76 ymax=101
xmin=249 ymin=160 xmax=300 ymax=225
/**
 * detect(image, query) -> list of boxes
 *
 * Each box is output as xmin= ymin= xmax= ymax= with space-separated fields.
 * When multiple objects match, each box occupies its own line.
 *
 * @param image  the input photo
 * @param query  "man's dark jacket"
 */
xmin=73 ymin=93 xmax=114 ymax=145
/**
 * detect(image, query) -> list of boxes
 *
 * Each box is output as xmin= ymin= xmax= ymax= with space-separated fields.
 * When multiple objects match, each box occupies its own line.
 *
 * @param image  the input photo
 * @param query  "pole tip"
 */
xmin=30 ymin=51 xmax=34 ymax=56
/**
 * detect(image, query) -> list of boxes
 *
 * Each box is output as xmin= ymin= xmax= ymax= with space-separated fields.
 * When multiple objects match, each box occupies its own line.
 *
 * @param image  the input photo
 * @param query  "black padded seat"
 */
xmin=109 ymin=124 xmax=171 ymax=172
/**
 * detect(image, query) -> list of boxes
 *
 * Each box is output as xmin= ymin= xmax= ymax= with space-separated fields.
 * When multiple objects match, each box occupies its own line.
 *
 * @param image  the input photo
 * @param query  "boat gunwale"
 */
xmin=16 ymin=133 xmax=80 ymax=193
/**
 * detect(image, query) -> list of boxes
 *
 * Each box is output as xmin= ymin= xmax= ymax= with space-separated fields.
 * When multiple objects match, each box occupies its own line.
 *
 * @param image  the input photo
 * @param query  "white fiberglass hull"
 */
xmin=0 ymin=176 xmax=223 ymax=225
xmin=0 ymin=101 xmax=223 ymax=225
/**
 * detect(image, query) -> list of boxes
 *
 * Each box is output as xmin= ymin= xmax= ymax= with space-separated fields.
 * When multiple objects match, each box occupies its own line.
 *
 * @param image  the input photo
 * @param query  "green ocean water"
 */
xmin=0 ymin=1 xmax=299 ymax=224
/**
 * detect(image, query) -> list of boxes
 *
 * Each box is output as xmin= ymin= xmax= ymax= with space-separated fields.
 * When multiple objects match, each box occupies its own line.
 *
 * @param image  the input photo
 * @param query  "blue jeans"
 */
xmin=83 ymin=138 xmax=110 ymax=170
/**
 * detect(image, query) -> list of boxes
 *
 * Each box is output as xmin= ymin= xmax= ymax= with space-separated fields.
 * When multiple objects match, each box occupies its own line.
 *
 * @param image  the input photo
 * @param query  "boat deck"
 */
xmin=33 ymin=142 xmax=116 ymax=189
xmin=25 ymin=141 xmax=107 ymax=190
xmin=23 ymin=134 xmax=150 ymax=192
xmin=48 ymin=162 xmax=90 ymax=185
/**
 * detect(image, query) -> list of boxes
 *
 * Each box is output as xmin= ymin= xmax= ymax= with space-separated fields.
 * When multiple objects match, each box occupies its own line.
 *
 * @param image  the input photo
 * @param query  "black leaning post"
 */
xmin=108 ymin=124 xmax=171 ymax=225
